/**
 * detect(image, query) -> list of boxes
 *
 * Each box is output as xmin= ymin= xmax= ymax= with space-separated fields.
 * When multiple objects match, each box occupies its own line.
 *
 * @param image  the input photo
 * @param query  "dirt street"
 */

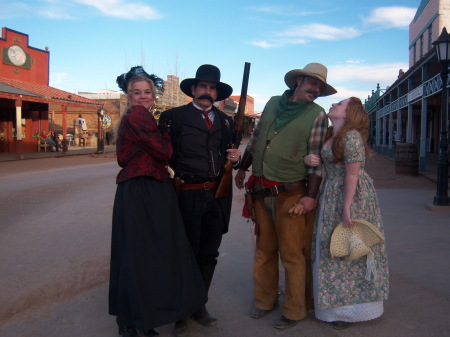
xmin=0 ymin=150 xmax=435 ymax=190
xmin=1 ymin=151 xmax=447 ymax=337
xmin=0 ymin=154 xmax=119 ymax=325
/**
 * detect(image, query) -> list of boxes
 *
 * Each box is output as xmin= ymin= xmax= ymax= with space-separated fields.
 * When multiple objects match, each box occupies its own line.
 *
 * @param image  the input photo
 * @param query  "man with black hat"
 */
xmin=234 ymin=63 xmax=337 ymax=330
xmin=159 ymin=64 xmax=241 ymax=337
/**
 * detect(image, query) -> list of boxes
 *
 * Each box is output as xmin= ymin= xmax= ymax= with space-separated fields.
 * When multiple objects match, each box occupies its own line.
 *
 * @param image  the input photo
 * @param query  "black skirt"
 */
xmin=109 ymin=176 xmax=207 ymax=330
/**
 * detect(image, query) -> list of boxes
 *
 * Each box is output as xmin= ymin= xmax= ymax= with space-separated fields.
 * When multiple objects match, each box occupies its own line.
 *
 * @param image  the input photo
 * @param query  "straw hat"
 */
xmin=284 ymin=63 xmax=337 ymax=97
xmin=330 ymin=219 xmax=384 ymax=260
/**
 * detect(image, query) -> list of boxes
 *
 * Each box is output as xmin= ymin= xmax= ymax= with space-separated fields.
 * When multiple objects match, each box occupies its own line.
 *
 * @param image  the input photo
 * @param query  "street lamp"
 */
xmin=96 ymin=107 xmax=105 ymax=154
xmin=432 ymin=27 xmax=450 ymax=206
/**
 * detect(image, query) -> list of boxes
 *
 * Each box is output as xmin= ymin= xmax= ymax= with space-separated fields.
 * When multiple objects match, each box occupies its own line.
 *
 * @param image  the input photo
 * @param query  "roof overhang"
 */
xmin=0 ymin=77 xmax=102 ymax=110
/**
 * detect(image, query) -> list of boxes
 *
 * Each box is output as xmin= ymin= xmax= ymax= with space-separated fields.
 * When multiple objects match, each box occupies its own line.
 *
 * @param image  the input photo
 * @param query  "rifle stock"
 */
xmin=215 ymin=62 xmax=251 ymax=199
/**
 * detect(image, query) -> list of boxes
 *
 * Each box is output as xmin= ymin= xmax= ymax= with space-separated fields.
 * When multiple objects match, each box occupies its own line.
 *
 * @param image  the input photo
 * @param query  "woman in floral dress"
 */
xmin=303 ymin=97 xmax=389 ymax=329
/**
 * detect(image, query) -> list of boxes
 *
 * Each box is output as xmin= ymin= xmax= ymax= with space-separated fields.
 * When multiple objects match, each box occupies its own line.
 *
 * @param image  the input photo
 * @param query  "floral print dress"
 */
xmin=312 ymin=130 xmax=389 ymax=322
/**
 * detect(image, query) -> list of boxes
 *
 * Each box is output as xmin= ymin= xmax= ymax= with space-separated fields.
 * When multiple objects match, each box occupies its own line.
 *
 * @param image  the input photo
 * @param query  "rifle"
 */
xmin=215 ymin=62 xmax=251 ymax=199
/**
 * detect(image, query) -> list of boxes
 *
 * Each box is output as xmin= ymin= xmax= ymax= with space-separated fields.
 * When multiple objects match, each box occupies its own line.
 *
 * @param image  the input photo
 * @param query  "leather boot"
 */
xmin=192 ymin=305 xmax=217 ymax=326
xmin=192 ymin=264 xmax=217 ymax=326
xmin=137 ymin=328 xmax=160 ymax=336
xmin=173 ymin=318 xmax=189 ymax=337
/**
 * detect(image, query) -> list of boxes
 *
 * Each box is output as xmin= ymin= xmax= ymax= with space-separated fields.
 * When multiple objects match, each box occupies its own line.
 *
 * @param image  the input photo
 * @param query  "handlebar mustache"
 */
xmin=198 ymin=95 xmax=214 ymax=103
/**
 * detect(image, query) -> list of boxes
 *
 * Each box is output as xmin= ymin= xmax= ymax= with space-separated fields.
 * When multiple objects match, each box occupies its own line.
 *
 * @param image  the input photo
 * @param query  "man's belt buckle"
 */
xmin=269 ymin=185 xmax=279 ymax=196
xmin=204 ymin=181 xmax=213 ymax=190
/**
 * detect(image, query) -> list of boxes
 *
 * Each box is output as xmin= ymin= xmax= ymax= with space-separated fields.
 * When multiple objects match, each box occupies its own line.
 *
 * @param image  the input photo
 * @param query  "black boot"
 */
xmin=118 ymin=326 xmax=137 ymax=337
xmin=192 ymin=305 xmax=217 ymax=326
xmin=117 ymin=317 xmax=138 ymax=337
xmin=137 ymin=328 xmax=160 ymax=336
xmin=192 ymin=264 xmax=217 ymax=326
xmin=173 ymin=318 xmax=189 ymax=337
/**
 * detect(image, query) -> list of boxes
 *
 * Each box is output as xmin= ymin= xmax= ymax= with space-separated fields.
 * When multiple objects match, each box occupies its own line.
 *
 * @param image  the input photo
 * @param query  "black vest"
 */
xmin=165 ymin=105 xmax=228 ymax=182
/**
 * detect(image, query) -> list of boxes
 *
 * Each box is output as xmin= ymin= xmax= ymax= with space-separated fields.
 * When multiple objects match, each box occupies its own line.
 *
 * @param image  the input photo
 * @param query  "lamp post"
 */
xmin=97 ymin=108 xmax=105 ymax=154
xmin=433 ymin=27 xmax=450 ymax=206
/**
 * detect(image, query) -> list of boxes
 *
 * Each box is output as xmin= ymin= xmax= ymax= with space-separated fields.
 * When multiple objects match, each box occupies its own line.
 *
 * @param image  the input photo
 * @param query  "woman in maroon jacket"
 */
xmin=109 ymin=67 xmax=206 ymax=337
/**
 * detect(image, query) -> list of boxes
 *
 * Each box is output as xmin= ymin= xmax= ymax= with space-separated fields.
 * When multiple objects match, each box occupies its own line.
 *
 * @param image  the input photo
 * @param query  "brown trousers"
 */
xmin=253 ymin=186 xmax=315 ymax=320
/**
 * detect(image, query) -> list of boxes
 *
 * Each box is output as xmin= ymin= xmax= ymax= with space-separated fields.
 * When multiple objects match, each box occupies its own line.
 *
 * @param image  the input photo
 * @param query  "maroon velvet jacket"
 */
xmin=116 ymin=105 xmax=173 ymax=184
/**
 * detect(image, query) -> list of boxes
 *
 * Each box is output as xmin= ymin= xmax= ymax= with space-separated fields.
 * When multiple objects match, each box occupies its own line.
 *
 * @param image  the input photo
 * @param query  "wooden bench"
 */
xmin=37 ymin=135 xmax=50 ymax=152
xmin=78 ymin=134 xmax=92 ymax=146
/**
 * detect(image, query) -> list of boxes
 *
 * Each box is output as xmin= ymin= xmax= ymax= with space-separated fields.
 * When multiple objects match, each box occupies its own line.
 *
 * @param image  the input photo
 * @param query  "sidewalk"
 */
xmin=0 ymin=145 xmax=117 ymax=162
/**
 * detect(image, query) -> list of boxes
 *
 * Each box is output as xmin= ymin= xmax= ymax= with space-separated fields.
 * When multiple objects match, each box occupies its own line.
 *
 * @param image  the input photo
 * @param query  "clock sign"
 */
xmin=8 ymin=45 xmax=27 ymax=66
xmin=2 ymin=44 xmax=31 ymax=68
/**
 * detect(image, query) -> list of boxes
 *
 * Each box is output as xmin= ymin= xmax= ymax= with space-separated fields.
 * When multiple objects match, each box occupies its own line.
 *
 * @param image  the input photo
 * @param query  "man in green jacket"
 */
xmin=235 ymin=63 xmax=336 ymax=330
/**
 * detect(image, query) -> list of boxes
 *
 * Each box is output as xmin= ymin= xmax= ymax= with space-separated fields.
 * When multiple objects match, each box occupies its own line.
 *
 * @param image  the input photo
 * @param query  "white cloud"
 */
xmin=250 ymin=40 xmax=280 ymax=49
xmin=281 ymin=24 xmax=361 ymax=41
xmin=279 ymin=38 xmax=308 ymax=45
xmin=345 ymin=59 xmax=362 ymax=64
xmin=314 ymin=62 xmax=410 ymax=110
xmin=316 ymin=85 xmax=382 ymax=112
xmin=328 ymin=62 xmax=408 ymax=85
xmin=75 ymin=0 xmax=162 ymax=19
xmin=252 ymin=24 xmax=359 ymax=49
xmin=0 ymin=0 xmax=161 ymax=20
xmin=250 ymin=6 xmax=415 ymax=50
xmin=365 ymin=7 xmax=416 ymax=28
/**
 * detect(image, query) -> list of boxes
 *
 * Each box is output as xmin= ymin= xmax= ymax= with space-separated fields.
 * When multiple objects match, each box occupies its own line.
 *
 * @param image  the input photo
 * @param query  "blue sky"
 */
xmin=1 ymin=0 xmax=420 ymax=112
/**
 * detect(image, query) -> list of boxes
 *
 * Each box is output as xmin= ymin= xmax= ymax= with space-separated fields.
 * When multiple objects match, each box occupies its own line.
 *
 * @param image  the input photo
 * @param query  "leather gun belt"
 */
xmin=179 ymin=181 xmax=217 ymax=190
xmin=252 ymin=180 xmax=305 ymax=199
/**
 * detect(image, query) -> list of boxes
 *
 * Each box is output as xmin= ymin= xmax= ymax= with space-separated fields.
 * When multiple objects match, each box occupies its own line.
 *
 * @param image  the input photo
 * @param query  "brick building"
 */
xmin=0 ymin=27 xmax=101 ymax=154
xmin=159 ymin=75 xmax=190 ymax=111
xmin=217 ymin=95 xmax=257 ymax=137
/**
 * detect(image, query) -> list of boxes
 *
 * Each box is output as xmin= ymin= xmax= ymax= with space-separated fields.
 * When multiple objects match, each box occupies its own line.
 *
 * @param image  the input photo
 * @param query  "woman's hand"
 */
xmin=304 ymin=154 xmax=321 ymax=167
xmin=342 ymin=209 xmax=354 ymax=228
xmin=288 ymin=202 xmax=304 ymax=218
xmin=227 ymin=149 xmax=241 ymax=163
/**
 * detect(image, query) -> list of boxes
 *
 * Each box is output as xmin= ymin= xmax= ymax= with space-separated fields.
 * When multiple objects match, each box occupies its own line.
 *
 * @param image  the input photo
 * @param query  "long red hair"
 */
xmin=325 ymin=97 xmax=371 ymax=163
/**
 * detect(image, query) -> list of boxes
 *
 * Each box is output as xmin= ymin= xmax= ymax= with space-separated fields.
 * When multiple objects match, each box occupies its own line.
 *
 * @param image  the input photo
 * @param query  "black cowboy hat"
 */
xmin=180 ymin=64 xmax=233 ymax=101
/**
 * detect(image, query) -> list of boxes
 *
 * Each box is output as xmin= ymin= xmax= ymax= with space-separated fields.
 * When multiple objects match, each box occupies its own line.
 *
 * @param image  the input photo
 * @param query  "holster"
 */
xmin=245 ymin=183 xmax=259 ymax=235
xmin=171 ymin=177 xmax=183 ymax=199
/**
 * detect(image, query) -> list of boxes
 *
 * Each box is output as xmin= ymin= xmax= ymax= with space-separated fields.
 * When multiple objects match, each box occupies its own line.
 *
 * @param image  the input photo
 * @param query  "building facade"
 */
xmin=366 ymin=0 xmax=450 ymax=171
xmin=0 ymin=27 xmax=101 ymax=154
xmin=159 ymin=74 xmax=190 ymax=110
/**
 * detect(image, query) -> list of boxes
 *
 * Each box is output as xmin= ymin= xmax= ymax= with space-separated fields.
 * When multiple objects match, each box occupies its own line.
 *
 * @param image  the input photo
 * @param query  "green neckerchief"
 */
xmin=274 ymin=89 xmax=310 ymax=129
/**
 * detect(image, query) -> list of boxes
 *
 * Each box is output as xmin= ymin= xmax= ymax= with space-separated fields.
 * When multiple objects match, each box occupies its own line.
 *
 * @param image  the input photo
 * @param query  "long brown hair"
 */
xmin=326 ymin=97 xmax=371 ymax=163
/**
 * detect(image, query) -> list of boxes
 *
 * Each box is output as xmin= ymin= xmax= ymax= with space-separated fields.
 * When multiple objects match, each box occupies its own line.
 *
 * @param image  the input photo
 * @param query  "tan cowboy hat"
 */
xmin=284 ymin=62 xmax=337 ymax=97
xmin=330 ymin=219 xmax=384 ymax=260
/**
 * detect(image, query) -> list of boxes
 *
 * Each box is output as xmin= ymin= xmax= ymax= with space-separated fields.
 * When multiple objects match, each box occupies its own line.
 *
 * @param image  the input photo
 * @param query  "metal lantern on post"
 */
xmin=432 ymin=27 xmax=450 ymax=206
xmin=96 ymin=107 xmax=105 ymax=154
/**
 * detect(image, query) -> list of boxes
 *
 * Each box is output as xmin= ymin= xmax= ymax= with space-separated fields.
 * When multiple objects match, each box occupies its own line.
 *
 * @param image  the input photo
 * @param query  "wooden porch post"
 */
xmin=15 ymin=99 xmax=24 ymax=158
xmin=62 ymin=105 xmax=68 ymax=153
